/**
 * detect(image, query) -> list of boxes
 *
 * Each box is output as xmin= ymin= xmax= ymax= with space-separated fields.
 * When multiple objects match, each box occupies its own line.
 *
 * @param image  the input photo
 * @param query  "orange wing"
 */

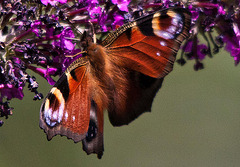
xmin=103 ymin=8 xmax=191 ymax=126
xmin=40 ymin=57 xmax=103 ymax=158
xmin=40 ymin=58 xmax=90 ymax=142
xmin=104 ymin=8 xmax=191 ymax=78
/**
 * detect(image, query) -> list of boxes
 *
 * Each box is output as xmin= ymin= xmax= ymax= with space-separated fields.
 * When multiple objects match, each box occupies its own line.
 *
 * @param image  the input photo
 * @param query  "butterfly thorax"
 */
xmin=87 ymin=43 xmax=106 ymax=72
xmin=87 ymin=43 xmax=114 ymax=111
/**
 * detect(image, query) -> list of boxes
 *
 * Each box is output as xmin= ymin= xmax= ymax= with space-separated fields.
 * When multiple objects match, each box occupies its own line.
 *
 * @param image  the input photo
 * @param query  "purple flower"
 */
xmin=31 ymin=21 xmax=42 ymax=37
xmin=161 ymin=0 xmax=171 ymax=8
xmin=188 ymin=5 xmax=199 ymax=21
xmin=41 ymin=0 xmax=67 ymax=6
xmin=27 ymin=66 xmax=57 ymax=85
xmin=233 ymin=23 xmax=240 ymax=46
xmin=79 ymin=0 xmax=99 ymax=3
xmin=0 ymin=84 xmax=24 ymax=101
xmin=53 ymin=28 xmax=75 ymax=51
xmin=98 ymin=11 xmax=109 ymax=32
xmin=182 ymin=39 xmax=208 ymax=61
xmin=223 ymin=36 xmax=240 ymax=65
xmin=112 ymin=14 xmax=124 ymax=29
xmin=220 ymin=22 xmax=240 ymax=65
xmin=111 ymin=0 xmax=130 ymax=12
xmin=218 ymin=6 xmax=226 ymax=15
xmin=89 ymin=6 xmax=102 ymax=19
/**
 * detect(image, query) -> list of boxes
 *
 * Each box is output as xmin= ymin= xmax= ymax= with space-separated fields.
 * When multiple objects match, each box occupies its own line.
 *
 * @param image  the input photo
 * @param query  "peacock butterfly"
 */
xmin=39 ymin=8 xmax=191 ymax=159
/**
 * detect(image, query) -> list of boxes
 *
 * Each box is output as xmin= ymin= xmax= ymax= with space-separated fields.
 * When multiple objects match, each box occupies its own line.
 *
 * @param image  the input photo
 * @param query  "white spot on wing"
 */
xmin=52 ymin=111 xmax=57 ymax=120
xmin=65 ymin=112 xmax=68 ymax=120
xmin=58 ymin=103 xmax=64 ymax=123
xmin=73 ymin=116 xmax=75 ymax=121
xmin=152 ymin=12 xmax=183 ymax=39
xmin=156 ymin=52 xmax=161 ymax=56
xmin=172 ymin=15 xmax=182 ymax=25
xmin=160 ymin=41 xmax=167 ymax=46
xmin=43 ymin=87 xmax=65 ymax=127
xmin=156 ymin=31 xmax=174 ymax=39
xmin=44 ymin=108 xmax=57 ymax=127
xmin=168 ymin=26 xmax=177 ymax=33
xmin=90 ymin=102 xmax=97 ymax=119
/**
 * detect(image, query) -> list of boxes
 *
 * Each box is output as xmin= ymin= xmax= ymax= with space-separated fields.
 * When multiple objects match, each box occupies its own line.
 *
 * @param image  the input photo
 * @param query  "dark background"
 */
xmin=1 ymin=50 xmax=240 ymax=167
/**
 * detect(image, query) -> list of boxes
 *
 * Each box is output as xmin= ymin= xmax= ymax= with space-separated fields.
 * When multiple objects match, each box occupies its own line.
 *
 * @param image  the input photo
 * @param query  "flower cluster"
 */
xmin=0 ymin=0 xmax=240 ymax=125
xmin=177 ymin=0 xmax=240 ymax=70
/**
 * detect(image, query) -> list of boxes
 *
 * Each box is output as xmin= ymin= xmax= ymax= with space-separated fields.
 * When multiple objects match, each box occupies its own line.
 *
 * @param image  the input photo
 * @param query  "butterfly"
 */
xmin=39 ymin=8 xmax=191 ymax=159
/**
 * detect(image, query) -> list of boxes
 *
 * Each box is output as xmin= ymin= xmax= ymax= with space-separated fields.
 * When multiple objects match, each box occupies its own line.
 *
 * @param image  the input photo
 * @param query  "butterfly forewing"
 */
xmin=104 ymin=8 xmax=191 ymax=78
xmin=40 ymin=55 xmax=105 ymax=158
xmin=104 ymin=8 xmax=191 ymax=126
xmin=40 ymin=57 xmax=91 ymax=142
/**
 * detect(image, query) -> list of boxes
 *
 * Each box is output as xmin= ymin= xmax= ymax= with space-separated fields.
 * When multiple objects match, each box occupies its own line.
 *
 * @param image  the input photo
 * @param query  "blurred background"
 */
xmin=0 ymin=49 xmax=240 ymax=167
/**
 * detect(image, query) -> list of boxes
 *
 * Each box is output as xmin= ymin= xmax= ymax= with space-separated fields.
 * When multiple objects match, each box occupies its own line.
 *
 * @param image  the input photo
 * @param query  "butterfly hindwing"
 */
xmin=108 ymin=69 xmax=165 ymax=126
xmin=104 ymin=8 xmax=191 ymax=126
xmin=83 ymin=100 xmax=104 ymax=159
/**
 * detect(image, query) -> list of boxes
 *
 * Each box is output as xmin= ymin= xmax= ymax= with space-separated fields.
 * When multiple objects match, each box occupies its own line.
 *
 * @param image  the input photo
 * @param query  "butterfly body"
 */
xmin=40 ymin=8 xmax=191 ymax=159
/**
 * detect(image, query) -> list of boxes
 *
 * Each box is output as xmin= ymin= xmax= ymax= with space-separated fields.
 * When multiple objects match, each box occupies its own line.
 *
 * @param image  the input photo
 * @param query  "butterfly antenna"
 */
xmin=64 ymin=37 xmax=81 ymax=41
xmin=89 ymin=21 xmax=96 ymax=44
xmin=65 ymin=51 xmax=87 ymax=57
